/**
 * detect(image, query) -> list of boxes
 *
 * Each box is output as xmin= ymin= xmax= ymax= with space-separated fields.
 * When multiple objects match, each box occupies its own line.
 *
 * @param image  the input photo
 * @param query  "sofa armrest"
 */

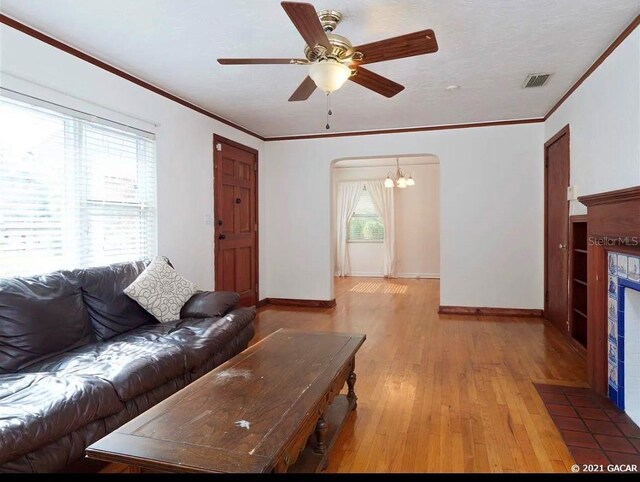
xmin=180 ymin=291 xmax=240 ymax=318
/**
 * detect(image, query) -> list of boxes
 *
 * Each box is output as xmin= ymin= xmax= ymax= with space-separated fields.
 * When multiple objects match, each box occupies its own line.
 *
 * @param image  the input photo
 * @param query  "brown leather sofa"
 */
xmin=0 ymin=259 xmax=256 ymax=473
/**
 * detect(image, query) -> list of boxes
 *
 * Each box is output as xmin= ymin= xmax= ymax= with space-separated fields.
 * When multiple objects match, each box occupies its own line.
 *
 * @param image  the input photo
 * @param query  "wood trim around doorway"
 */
xmin=543 ymin=124 xmax=570 ymax=320
xmin=214 ymin=135 xmax=259 ymax=157
xmin=213 ymin=134 xmax=259 ymax=302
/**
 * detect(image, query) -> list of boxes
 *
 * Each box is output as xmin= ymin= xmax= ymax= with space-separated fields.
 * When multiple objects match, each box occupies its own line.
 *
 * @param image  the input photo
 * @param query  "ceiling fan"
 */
xmin=218 ymin=1 xmax=439 ymax=102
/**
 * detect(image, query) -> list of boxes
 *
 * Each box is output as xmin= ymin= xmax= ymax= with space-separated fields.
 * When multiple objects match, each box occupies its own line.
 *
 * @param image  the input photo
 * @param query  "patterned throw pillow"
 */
xmin=124 ymin=256 xmax=198 ymax=323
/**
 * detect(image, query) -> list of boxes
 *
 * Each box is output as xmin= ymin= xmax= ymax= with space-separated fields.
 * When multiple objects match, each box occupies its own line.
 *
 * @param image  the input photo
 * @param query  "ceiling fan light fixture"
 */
xmin=219 ymin=3 xmax=439 ymax=104
xmin=308 ymin=59 xmax=351 ymax=93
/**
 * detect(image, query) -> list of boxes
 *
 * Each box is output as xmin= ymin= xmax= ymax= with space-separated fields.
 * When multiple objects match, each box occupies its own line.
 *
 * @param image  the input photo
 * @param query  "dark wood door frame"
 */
xmin=544 ymin=124 xmax=571 ymax=328
xmin=213 ymin=134 xmax=259 ymax=303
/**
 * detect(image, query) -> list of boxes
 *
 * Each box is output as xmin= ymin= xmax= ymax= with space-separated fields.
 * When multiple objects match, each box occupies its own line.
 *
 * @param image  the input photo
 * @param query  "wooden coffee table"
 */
xmin=86 ymin=329 xmax=365 ymax=473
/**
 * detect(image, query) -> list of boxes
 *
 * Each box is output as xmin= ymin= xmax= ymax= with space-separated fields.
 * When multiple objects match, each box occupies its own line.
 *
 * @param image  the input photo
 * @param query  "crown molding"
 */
xmin=263 ymin=118 xmax=545 ymax=141
xmin=544 ymin=14 xmax=640 ymax=120
xmin=0 ymin=13 xmax=265 ymax=141
xmin=3 ymin=11 xmax=639 ymax=141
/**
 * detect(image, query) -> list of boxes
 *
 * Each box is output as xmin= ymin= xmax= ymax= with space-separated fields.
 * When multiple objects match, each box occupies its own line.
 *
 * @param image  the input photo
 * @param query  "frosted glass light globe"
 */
xmin=309 ymin=60 xmax=351 ymax=93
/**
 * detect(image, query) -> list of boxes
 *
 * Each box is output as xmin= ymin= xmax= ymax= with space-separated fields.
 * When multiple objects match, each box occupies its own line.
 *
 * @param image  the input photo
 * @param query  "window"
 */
xmin=348 ymin=189 xmax=384 ymax=242
xmin=0 ymin=94 xmax=157 ymax=278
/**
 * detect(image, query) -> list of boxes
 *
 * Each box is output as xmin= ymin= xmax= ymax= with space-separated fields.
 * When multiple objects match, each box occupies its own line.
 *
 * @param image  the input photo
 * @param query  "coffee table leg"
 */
xmin=314 ymin=416 xmax=328 ymax=454
xmin=347 ymin=362 xmax=357 ymax=410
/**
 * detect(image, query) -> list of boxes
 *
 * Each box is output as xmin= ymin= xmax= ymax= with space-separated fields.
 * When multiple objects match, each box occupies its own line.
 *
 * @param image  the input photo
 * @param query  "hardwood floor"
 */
xmin=254 ymin=277 xmax=587 ymax=473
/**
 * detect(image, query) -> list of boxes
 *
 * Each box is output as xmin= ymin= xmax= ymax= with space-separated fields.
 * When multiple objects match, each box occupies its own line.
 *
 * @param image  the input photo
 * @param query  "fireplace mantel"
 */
xmin=579 ymin=186 xmax=640 ymax=206
xmin=578 ymin=186 xmax=640 ymax=395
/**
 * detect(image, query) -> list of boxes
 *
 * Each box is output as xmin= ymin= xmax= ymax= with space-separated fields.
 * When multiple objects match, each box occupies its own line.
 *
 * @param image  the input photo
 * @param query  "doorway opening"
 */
xmin=331 ymin=155 xmax=440 ymax=297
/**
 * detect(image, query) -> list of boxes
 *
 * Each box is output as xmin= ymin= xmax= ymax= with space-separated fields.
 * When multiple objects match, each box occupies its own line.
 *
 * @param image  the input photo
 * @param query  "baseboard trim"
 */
xmin=396 ymin=273 xmax=440 ymax=279
xmin=336 ymin=272 xmax=440 ymax=279
xmin=258 ymin=298 xmax=337 ymax=309
xmin=340 ymin=272 xmax=385 ymax=278
xmin=438 ymin=305 xmax=543 ymax=317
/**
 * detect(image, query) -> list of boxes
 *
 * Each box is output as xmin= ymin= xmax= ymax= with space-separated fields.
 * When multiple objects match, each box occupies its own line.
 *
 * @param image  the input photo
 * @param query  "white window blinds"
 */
xmin=348 ymin=189 xmax=384 ymax=242
xmin=0 ymin=94 xmax=157 ymax=278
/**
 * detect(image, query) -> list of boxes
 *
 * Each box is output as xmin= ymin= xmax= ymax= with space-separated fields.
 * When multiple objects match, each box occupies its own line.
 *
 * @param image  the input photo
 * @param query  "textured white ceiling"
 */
xmin=2 ymin=0 xmax=639 ymax=137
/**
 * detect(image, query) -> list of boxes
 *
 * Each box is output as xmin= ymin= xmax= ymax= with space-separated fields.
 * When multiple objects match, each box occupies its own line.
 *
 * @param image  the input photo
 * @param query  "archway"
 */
xmin=330 ymin=154 xmax=441 ymax=299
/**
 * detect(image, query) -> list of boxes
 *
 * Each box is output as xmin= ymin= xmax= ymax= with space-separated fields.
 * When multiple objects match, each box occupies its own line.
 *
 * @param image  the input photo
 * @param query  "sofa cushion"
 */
xmin=0 ymin=377 xmax=190 ymax=473
xmin=0 ymin=419 xmax=107 ymax=473
xmin=74 ymin=340 xmax=186 ymax=402
xmin=0 ymin=373 xmax=123 ymax=464
xmin=159 ymin=307 xmax=257 ymax=371
xmin=20 ymin=338 xmax=187 ymax=402
xmin=79 ymin=259 xmax=157 ymax=341
xmin=124 ymin=256 xmax=198 ymax=323
xmin=0 ymin=272 xmax=94 ymax=373
xmin=180 ymin=291 xmax=240 ymax=318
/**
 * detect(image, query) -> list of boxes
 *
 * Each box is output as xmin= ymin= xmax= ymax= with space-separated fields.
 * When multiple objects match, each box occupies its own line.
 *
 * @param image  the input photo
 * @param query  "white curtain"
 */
xmin=365 ymin=180 xmax=396 ymax=277
xmin=336 ymin=181 xmax=365 ymax=276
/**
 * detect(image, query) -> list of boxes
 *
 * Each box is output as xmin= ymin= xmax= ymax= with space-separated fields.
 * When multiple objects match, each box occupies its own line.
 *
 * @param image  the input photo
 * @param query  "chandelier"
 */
xmin=384 ymin=158 xmax=415 ymax=189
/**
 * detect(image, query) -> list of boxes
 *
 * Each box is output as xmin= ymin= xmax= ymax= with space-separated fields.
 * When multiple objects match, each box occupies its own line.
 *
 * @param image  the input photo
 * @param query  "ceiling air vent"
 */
xmin=522 ymin=73 xmax=551 ymax=88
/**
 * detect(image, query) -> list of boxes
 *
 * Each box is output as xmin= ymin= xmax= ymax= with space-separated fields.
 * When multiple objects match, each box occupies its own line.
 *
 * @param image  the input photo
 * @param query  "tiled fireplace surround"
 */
xmin=607 ymin=252 xmax=640 ymax=424
xmin=579 ymin=186 xmax=640 ymax=428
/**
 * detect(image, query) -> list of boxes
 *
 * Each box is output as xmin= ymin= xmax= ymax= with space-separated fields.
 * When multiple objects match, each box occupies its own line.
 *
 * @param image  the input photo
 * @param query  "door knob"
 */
xmin=218 ymin=234 xmax=226 ymax=240
xmin=559 ymin=243 xmax=567 ymax=249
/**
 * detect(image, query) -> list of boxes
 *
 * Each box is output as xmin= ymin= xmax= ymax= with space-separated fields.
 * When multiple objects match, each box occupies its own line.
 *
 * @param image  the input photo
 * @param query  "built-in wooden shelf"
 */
xmin=569 ymin=216 xmax=588 ymax=349
xmin=573 ymin=308 xmax=588 ymax=319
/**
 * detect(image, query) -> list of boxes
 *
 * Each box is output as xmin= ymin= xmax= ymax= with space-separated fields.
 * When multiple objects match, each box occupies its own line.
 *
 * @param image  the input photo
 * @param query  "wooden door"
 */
xmin=544 ymin=126 xmax=570 ymax=333
xmin=214 ymin=135 xmax=258 ymax=307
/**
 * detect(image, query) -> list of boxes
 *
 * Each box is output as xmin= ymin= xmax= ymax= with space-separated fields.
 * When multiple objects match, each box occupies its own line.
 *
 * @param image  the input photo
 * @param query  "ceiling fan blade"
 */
xmin=218 ymin=58 xmax=307 ymax=65
xmin=288 ymin=76 xmax=317 ymax=101
xmin=349 ymin=67 xmax=405 ymax=98
xmin=281 ymin=2 xmax=331 ymax=51
xmin=353 ymin=29 xmax=438 ymax=65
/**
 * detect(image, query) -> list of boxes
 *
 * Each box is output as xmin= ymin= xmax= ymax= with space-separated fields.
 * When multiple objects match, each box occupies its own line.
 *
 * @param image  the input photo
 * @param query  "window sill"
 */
xmin=347 ymin=240 xmax=384 ymax=244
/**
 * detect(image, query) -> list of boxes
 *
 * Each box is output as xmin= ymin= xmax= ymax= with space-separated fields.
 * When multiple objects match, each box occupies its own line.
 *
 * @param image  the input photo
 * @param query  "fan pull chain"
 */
xmin=325 ymin=92 xmax=331 ymax=130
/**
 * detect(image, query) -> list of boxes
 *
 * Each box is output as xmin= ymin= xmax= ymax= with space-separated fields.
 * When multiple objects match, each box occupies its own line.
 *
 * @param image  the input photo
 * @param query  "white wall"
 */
xmin=263 ymin=123 xmax=545 ymax=308
xmin=260 ymin=26 xmax=639 ymax=307
xmin=545 ymin=29 xmax=640 ymax=215
xmin=0 ymin=25 xmax=265 ymax=292
xmin=333 ymin=162 xmax=440 ymax=278
xmin=10 ymin=17 xmax=635 ymax=310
